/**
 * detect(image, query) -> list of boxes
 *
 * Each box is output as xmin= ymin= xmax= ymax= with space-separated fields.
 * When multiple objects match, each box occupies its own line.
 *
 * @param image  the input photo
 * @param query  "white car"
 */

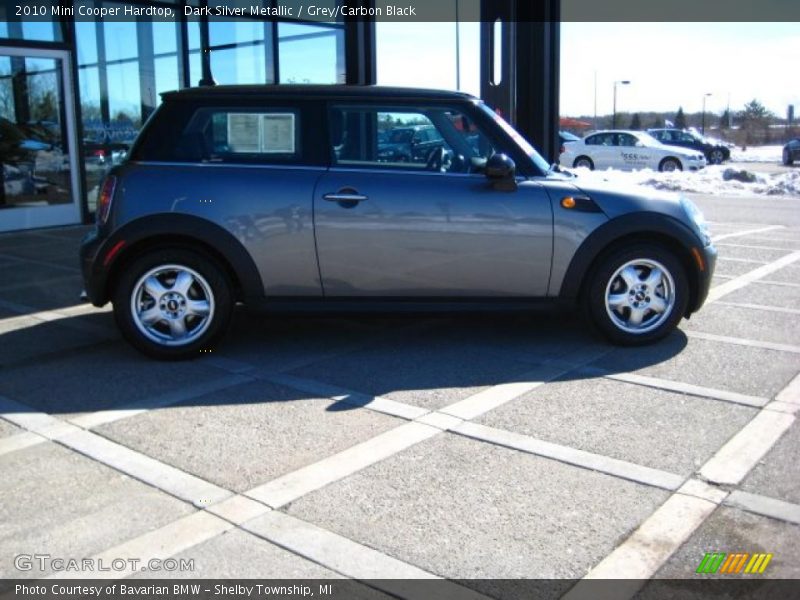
xmin=560 ymin=130 xmax=706 ymax=172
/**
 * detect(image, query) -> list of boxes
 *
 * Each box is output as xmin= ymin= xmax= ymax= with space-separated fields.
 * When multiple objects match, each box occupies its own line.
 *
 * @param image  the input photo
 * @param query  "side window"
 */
xmin=680 ymin=133 xmax=696 ymax=143
xmin=329 ymin=106 xmax=498 ymax=174
xmin=586 ymin=133 xmax=613 ymax=146
xmin=168 ymin=107 xmax=301 ymax=164
xmin=617 ymin=134 xmax=637 ymax=147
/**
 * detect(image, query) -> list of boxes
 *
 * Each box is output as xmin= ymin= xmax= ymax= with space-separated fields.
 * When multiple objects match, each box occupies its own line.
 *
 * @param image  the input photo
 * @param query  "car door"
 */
xmin=584 ymin=133 xmax=614 ymax=169
xmin=313 ymin=103 xmax=553 ymax=297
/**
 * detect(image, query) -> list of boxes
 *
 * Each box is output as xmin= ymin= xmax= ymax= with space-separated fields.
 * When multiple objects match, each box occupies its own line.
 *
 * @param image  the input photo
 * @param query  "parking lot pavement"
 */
xmin=1 ymin=195 xmax=799 ymax=595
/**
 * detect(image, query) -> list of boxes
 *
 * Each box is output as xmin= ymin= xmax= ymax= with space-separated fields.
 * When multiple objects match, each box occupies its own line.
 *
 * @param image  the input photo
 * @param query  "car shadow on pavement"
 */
xmin=0 ymin=306 xmax=688 ymax=416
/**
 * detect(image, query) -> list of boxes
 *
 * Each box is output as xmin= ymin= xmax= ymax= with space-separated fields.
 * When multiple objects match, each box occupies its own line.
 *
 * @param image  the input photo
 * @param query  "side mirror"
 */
xmin=485 ymin=153 xmax=517 ymax=191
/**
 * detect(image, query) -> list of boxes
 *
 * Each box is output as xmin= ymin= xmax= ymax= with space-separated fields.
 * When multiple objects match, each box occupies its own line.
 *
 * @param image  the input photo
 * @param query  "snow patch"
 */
xmin=568 ymin=165 xmax=800 ymax=198
xmin=729 ymin=145 xmax=783 ymax=163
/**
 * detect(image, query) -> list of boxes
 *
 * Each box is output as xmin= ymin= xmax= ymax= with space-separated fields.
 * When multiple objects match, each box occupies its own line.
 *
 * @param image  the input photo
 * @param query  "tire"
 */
xmin=659 ymin=157 xmax=682 ymax=172
xmin=584 ymin=244 xmax=689 ymax=346
xmin=573 ymin=156 xmax=594 ymax=170
xmin=708 ymin=149 xmax=725 ymax=165
xmin=112 ymin=248 xmax=233 ymax=360
xmin=784 ymin=148 xmax=794 ymax=166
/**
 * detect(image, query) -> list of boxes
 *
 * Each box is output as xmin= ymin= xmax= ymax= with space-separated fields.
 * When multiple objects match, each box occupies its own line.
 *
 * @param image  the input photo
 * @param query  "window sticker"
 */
xmin=261 ymin=113 xmax=295 ymax=154
xmin=226 ymin=112 xmax=295 ymax=154
xmin=227 ymin=113 xmax=261 ymax=153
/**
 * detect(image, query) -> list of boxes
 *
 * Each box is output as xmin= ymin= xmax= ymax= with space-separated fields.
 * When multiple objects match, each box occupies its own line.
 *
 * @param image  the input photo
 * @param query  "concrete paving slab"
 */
xmin=96 ymin=379 xmax=404 ymax=492
xmin=683 ymin=303 xmax=800 ymax=346
xmin=33 ymin=225 xmax=93 ymax=241
xmin=218 ymin=312 xmax=403 ymax=372
xmin=713 ymin=258 xmax=763 ymax=278
xmin=476 ymin=376 xmax=757 ymax=475
xmin=0 ymin=232 xmax=53 ymax=251
xmin=0 ymin=276 xmax=87 ymax=312
xmin=715 ymin=245 xmax=793 ymax=263
xmin=0 ymin=417 xmax=21 ymax=438
xmin=722 ymin=281 xmax=800 ymax=309
xmin=287 ymin=328 xmax=540 ymax=410
xmin=590 ymin=333 xmax=799 ymax=398
xmin=0 ymin=317 xmax=107 ymax=368
xmin=0 ymin=239 xmax=82 ymax=269
xmin=0 ymin=442 xmax=194 ymax=578
xmin=734 ymin=235 xmax=800 ymax=250
xmin=0 ymin=343 xmax=230 ymax=415
xmin=0 ymin=261 xmax=76 ymax=289
xmin=651 ymin=506 xmax=800 ymax=579
xmin=285 ymin=433 xmax=670 ymax=582
xmin=740 ymin=419 xmax=800 ymax=505
xmin=132 ymin=528 xmax=347 ymax=580
xmin=766 ymin=262 xmax=800 ymax=284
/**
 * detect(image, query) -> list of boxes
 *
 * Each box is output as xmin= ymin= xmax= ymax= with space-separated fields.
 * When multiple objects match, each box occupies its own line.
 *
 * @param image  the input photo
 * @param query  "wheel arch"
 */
xmin=558 ymin=213 xmax=705 ymax=316
xmin=92 ymin=214 xmax=264 ymax=306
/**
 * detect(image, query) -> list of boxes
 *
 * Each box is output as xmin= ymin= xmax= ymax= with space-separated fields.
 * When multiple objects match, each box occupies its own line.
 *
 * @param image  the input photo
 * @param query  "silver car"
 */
xmin=80 ymin=86 xmax=716 ymax=359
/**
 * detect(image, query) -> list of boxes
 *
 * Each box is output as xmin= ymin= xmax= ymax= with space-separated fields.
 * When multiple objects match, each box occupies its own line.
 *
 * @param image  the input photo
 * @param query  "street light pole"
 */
xmin=612 ymin=80 xmax=630 ymax=129
xmin=701 ymin=92 xmax=712 ymax=134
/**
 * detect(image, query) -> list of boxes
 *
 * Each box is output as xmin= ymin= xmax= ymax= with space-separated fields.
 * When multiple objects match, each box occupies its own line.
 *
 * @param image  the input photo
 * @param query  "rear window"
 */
xmin=131 ymin=104 xmax=302 ymax=165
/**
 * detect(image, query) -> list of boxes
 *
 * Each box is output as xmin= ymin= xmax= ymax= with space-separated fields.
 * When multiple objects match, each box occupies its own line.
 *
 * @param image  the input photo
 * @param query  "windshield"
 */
xmin=478 ymin=103 xmax=551 ymax=173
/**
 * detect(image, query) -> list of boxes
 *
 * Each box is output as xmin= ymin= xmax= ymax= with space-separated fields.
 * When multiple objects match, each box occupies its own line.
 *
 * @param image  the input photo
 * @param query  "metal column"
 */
xmin=480 ymin=0 xmax=560 ymax=164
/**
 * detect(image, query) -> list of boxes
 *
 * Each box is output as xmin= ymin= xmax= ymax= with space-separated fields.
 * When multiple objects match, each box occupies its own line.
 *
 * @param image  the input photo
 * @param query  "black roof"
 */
xmin=162 ymin=84 xmax=477 ymax=102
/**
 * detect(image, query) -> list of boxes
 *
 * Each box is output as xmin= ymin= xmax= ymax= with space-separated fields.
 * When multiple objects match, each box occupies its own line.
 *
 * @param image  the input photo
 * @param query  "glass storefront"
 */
xmin=0 ymin=0 xmax=346 ymax=231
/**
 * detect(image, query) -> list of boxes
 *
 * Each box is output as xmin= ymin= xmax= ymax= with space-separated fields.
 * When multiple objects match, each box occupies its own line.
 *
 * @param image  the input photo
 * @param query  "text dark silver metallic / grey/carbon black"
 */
xmin=79 ymin=85 xmax=717 ymax=359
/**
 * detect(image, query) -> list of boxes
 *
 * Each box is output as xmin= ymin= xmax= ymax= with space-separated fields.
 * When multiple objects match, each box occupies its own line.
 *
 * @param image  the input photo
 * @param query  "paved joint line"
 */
xmin=715 ymin=301 xmax=800 ymax=316
xmin=684 ymin=330 xmax=800 ymax=355
xmin=776 ymin=373 xmax=800 ymax=405
xmin=717 ymin=256 xmax=770 ymax=265
xmin=716 ymin=241 xmax=800 ymax=252
xmin=580 ymin=366 xmax=769 ymax=408
xmin=241 ymin=510 xmax=490 ymax=598
xmin=676 ymin=479 xmax=728 ymax=505
xmin=0 ymin=250 xmax=81 ymax=273
xmin=259 ymin=371 xmax=429 ymax=421
xmin=563 ymin=494 xmax=718 ymax=598
xmin=706 ymin=250 xmax=800 ymax=304
xmin=699 ymin=410 xmax=795 ymax=485
xmin=758 ymin=279 xmax=800 ymax=289
xmin=711 ymin=225 xmax=786 ymax=242
xmin=245 ymin=421 xmax=441 ymax=508
xmin=724 ymin=490 xmax=800 ymax=526
xmin=451 ymin=421 xmax=685 ymax=491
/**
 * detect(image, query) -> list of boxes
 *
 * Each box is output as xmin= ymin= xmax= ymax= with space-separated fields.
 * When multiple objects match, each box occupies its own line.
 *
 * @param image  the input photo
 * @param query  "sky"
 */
xmin=376 ymin=22 xmax=800 ymax=120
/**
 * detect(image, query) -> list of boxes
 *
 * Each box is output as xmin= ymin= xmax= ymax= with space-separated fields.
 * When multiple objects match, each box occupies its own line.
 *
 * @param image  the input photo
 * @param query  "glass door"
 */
xmin=0 ymin=47 xmax=81 ymax=232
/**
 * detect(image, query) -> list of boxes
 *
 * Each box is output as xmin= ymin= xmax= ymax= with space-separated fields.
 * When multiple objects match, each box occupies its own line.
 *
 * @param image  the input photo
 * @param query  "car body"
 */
xmin=783 ymin=139 xmax=800 ymax=165
xmin=560 ymin=130 xmax=707 ymax=172
xmin=648 ymin=128 xmax=730 ymax=164
xmin=80 ymin=85 xmax=716 ymax=359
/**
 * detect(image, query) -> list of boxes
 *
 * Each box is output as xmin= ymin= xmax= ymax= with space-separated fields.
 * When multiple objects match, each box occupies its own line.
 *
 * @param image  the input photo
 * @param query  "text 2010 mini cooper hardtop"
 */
xmin=80 ymin=86 xmax=716 ymax=359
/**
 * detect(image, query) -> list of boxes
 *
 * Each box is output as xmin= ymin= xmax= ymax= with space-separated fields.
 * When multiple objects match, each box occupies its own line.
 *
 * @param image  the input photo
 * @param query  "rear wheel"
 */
xmin=709 ymin=149 xmax=725 ymax=164
xmin=659 ymin=157 xmax=682 ymax=172
xmin=585 ymin=244 xmax=689 ymax=345
xmin=112 ymin=248 xmax=233 ymax=359
xmin=573 ymin=156 xmax=594 ymax=170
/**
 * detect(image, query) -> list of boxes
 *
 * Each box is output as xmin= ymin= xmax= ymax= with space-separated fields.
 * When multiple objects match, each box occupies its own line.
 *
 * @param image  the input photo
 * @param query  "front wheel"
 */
xmin=573 ymin=156 xmax=594 ymax=170
xmin=112 ymin=248 xmax=233 ymax=359
xmin=659 ymin=158 xmax=682 ymax=172
xmin=784 ymin=148 xmax=794 ymax=166
xmin=585 ymin=245 xmax=689 ymax=345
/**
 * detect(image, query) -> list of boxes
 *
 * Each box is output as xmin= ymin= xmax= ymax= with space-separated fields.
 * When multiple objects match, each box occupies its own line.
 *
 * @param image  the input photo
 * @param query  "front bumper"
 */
xmin=691 ymin=243 xmax=717 ymax=313
xmin=79 ymin=228 xmax=109 ymax=307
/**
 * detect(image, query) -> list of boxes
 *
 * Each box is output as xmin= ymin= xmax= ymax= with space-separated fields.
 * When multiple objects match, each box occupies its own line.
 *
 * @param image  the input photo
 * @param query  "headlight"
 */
xmin=680 ymin=196 xmax=711 ymax=245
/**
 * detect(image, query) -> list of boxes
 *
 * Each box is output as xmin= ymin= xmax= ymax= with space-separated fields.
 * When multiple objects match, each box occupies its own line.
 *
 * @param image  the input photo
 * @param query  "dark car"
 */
xmin=647 ymin=128 xmax=730 ymax=165
xmin=81 ymin=85 xmax=716 ymax=359
xmin=377 ymin=125 xmax=443 ymax=163
xmin=783 ymin=139 xmax=800 ymax=165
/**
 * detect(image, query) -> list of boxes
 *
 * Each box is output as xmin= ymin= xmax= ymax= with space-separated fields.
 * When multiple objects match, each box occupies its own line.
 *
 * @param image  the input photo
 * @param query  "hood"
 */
xmin=568 ymin=175 xmax=686 ymax=221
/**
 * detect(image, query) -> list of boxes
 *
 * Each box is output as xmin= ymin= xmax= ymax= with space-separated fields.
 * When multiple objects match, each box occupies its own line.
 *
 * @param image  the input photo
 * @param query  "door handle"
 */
xmin=322 ymin=192 xmax=368 ymax=203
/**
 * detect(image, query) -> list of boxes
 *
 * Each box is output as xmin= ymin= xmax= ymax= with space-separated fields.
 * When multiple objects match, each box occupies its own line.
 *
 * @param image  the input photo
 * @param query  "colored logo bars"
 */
xmin=696 ymin=552 xmax=774 ymax=575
